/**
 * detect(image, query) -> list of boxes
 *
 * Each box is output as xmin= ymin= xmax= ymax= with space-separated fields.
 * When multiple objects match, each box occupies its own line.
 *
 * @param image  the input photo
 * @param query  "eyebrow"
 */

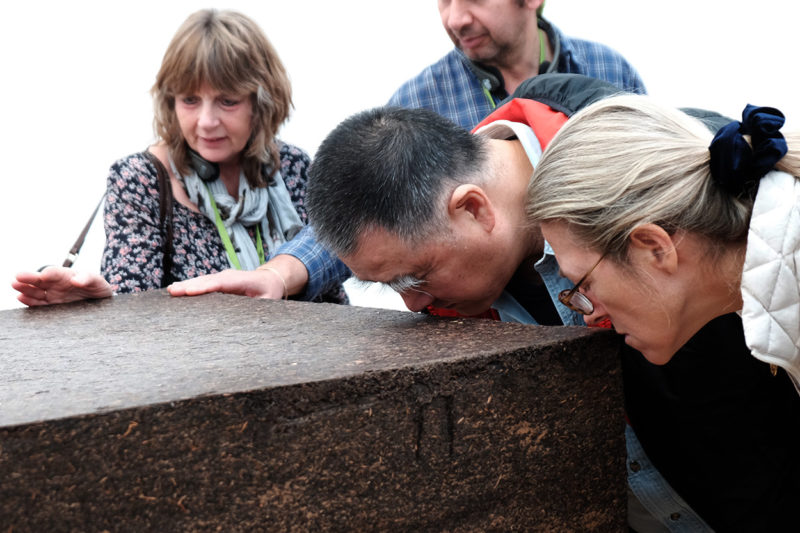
xmin=383 ymin=274 xmax=426 ymax=293
xmin=349 ymin=273 xmax=425 ymax=292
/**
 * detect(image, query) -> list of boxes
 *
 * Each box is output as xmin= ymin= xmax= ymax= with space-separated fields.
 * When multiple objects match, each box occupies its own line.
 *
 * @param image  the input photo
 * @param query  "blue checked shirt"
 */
xmin=388 ymin=18 xmax=646 ymax=130
xmin=275 ymin=225 xmax=351 ymax=300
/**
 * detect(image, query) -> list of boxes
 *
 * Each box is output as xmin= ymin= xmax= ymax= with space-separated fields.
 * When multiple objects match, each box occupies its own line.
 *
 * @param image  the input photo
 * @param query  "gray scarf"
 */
xmin=170 ymin=156 xmax=302 ymax=270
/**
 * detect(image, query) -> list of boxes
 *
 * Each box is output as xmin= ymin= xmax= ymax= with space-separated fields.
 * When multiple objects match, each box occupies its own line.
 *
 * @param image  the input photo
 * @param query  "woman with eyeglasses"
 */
xmin=528 ymin=94 xmax=800 ymax=385
xmin=12 ymin=9 xmax=347 ymax=306
xmin=526 ymin=94 xmax=800 ymax=531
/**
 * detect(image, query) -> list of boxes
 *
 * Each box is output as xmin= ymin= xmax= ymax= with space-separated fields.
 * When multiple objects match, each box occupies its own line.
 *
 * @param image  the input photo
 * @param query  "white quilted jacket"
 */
xmin=740 ymin=170 xmax=800 ymax=393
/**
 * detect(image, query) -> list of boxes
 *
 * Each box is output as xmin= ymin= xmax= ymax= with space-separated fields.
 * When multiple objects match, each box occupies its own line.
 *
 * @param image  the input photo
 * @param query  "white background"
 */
xmin=1 ymin=0 xmax=797 ymax=311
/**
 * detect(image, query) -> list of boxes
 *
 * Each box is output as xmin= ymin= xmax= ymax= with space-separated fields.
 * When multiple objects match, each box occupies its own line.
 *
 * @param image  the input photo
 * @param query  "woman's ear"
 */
xmin=628 ymin=224 xmax=678 ymax=274
xmin=449 ymin=184 xmax=496 ymax=233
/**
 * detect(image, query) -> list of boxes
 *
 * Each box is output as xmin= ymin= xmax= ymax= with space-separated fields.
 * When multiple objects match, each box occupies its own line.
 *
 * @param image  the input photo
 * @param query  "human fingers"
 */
xmin=169 ymin=269 xmax=283 ymax=299
xmin=39 ymin=266 xmax=75 ymax=282
xmin=16 ymin=292 xmax=51 ymax=307
xmin=14 ymin=271 xmax=44 ymax=285
xmin=71 ymin=272 xmax=113 ymax=296
xmin=11 ymin=279 xmax=47 ymax=302
xmin=168 ymin=272 xmax=230 ymax=297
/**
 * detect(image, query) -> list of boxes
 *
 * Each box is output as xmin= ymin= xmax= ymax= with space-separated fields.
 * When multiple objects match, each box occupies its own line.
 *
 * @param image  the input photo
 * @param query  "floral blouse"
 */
xmin=100 ymin=142 xmax=347 ymax=304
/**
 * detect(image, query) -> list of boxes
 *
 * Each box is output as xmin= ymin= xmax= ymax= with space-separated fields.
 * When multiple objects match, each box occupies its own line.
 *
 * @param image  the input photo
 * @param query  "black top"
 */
xmin=623 ymin=313 xmax=800 ymax=531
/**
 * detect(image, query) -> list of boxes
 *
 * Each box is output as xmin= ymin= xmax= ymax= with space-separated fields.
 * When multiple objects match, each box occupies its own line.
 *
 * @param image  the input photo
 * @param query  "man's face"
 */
xmin=438 ymin=0 xmax=532 ymax=66
xmin=341 ymin=225 xmax=509 ymax=316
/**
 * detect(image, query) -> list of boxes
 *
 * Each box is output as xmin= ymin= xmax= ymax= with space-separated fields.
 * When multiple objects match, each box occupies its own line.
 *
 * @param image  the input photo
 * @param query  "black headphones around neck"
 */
xmin=187 ymin=147 xmax=220 ymax=182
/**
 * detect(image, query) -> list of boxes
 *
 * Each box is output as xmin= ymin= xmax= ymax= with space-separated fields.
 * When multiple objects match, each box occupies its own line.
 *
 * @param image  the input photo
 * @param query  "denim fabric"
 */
xmin=626 ymin=425 xmax=714 ymax=532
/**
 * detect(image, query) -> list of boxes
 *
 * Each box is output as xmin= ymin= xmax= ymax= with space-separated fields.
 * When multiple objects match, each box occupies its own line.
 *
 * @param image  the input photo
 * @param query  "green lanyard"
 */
xmin=204 ymin=182 xmax=265 ymax=269
xmin=482 ymin=85 xmax=497 ymax=110
xmin=538 ymin=27 xmax=547 ymax=69
xmin=483 ymin=28 xmax=547 ymax=110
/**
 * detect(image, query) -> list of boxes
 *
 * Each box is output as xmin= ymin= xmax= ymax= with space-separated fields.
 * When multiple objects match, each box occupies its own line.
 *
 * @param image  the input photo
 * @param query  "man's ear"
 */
xmin=628 ymin=224 xmax=678 ymax=274
xmin=449 ymin=184 xmax=495 ymax=233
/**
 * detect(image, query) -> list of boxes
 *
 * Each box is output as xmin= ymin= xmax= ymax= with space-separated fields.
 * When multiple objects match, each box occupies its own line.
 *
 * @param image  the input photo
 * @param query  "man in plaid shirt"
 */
xmin=389 ymin=0 xmax=646 ymax=131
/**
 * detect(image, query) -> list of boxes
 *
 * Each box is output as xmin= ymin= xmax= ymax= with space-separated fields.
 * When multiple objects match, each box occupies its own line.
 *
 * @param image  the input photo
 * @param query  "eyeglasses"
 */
xmin=558 ymin=254 xmax=605 ymax=315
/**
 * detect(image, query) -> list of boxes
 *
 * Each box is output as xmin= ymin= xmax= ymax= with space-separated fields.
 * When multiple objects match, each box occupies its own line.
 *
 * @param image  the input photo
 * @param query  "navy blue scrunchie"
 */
xmin=708 ymin=104 xmax=787 ymax=196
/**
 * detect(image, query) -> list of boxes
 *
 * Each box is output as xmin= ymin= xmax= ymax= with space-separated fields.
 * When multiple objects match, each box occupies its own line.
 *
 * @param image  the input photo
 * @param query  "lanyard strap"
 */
xmin=538 ymin=27 xmax=546 ymax=66
xmin=482 ymin=85 xmax=497 ymax=110
xmin=204 ymin=182 xmax=265 ymax=269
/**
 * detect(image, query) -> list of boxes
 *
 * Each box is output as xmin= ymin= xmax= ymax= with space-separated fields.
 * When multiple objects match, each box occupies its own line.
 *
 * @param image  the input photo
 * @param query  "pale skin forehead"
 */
xmin=341 ymin=228 xmax=427 ymax=284
xmin=540 ymin=221 xmax=599 ymax=282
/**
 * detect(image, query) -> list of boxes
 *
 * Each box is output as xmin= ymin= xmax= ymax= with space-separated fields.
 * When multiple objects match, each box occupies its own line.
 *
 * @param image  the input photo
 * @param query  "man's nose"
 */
xmin=444 ymin=0 xmax=472 ymax=32
xmin=400 ymin=288 xmax=435 ymax=313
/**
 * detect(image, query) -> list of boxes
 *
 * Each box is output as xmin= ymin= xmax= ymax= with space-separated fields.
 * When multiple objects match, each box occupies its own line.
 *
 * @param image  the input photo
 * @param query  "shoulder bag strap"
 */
xmin=60 ymin=195 xmax=104 ymax=268
xmin=142 ymin=150 xmax=175 ymax=287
